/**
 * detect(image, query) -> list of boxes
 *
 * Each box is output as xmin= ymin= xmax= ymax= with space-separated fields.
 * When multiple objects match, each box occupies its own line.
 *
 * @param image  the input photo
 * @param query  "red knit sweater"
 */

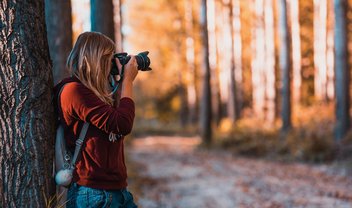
xmin=53 ymin=77 xmax=135 ymax=190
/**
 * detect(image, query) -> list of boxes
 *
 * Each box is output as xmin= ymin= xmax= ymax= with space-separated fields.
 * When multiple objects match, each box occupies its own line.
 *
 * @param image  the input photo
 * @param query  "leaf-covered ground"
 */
xmin=127 ymin=136 xmax=352 ymax=208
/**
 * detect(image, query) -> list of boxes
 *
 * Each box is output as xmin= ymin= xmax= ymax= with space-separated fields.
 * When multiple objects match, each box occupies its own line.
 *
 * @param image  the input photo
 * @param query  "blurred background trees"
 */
xmin=57 ymin=0 xmax=352 ymax=154
xmin=121 ymin=0 xmax=352 ymax=158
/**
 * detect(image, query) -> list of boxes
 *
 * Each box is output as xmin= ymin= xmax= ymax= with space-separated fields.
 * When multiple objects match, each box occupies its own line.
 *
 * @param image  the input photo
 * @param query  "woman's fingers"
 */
xmin=124 ymin=56 xmax=138 ymax=82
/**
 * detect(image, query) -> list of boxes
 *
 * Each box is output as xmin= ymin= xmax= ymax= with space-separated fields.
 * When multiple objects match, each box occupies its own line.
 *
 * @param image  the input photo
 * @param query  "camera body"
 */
xmin=111 ymin=51 xmax=152 ymax=76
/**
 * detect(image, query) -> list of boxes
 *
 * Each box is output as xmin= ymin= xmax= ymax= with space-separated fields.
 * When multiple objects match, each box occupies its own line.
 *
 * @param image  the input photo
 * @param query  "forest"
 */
xmin=1 ymin=0 xmax=352 ymax=207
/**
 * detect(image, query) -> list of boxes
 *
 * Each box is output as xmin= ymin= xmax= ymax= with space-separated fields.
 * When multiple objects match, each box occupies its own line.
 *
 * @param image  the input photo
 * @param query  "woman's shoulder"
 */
xmin=57 ymin=77 xmax=86 ymax=92
xmin=62 ymin=81 xmax=92 ymax=99
xmin=64 ymin=81 xmax=84 ymax=91
xmin=54 ymin=77 xmax=90 ymax=101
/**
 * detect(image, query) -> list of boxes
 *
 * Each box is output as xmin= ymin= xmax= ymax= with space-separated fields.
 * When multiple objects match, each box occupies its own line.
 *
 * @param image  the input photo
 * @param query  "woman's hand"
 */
xmin=119 ymin=56 xmax=138 ymax=100
xmin=123 ymin=56 xmax=138 ymax=82
xmin=113 ymin=56 xmax=123 ymax=82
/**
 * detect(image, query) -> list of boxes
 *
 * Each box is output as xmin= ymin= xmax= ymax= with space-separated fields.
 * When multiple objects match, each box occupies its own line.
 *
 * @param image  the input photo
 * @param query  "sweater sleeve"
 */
xmin=60 ymin=82 xmax=135 ymax=135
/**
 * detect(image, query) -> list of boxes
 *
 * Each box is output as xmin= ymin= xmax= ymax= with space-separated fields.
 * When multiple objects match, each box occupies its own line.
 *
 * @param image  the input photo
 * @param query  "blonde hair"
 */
xmin=67 ymin=32 xmax=115 ymax=105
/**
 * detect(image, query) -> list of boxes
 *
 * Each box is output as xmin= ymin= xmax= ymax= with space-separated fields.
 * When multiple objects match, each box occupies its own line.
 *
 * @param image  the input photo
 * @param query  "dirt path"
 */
xmin=127 ymin=136 xmax=352 ymax=208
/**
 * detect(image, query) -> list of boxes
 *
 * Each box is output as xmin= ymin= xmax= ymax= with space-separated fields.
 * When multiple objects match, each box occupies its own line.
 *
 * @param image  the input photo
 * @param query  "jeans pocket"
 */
xmin=67 ymin=184 xmax=107 ymax=208
xmin=86 ymin=187 xmax=106 ymax=208
xmin=122 ymin=190 xmax=138 ymax=208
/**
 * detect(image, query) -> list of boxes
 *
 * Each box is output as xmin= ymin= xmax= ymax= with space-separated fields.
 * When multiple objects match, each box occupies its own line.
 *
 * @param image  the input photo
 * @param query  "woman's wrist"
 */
xmin=120 ymin=80 xmax=133 ymax=99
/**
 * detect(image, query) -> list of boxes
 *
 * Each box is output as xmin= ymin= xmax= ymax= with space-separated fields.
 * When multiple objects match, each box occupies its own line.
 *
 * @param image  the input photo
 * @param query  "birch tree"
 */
xmin=252 ymin=0 xmax=266 ymax=120
xmin=264 ymin=0 xmax=276 ymax=123
xmin=215 ymin=0 xmax=231 ymax=123
xmin=314 ymin=0 xmax=328 ymax=101
xmin=252 ymin=0 xmax=276 ymax=124
xmin=289 ymin=0 xmax=301 ymax=104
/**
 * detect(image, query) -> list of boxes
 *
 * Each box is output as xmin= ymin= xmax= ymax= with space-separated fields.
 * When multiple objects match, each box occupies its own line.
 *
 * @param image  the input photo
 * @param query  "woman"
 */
xmin=54 ymin=32 xmax=138 ymax=207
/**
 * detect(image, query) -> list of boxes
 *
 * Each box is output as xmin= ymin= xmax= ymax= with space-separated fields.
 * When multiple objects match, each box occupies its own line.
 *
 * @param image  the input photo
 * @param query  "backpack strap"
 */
xmin=58 ymin=83 xmax=90 ymax=169
xmin=57 ymin=83 xmax=68 ymax=122
xmin=70 ymin=122 xmax=89 ymax=168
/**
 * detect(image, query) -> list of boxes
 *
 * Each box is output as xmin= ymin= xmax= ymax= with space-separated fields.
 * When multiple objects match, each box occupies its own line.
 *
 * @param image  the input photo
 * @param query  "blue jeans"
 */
xmin=66 ymin=183 xmax=138 ymax=208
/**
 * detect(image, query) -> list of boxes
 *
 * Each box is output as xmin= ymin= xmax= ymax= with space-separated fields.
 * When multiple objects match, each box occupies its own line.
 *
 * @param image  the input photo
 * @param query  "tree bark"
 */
xmin=91 ymin=0 xmax=115 ymax=41
xmin=200 ymin=0 xmax=212 ymax=145
xmin=0 ymin=0 xmax=55 ymax=207
xmin=277 ymin=0 xmax=292 ymax=132
xmin=45 ymin=0 xmax=73 ymax=85
xmin=334 ymin=0 xmax=350 ymax=140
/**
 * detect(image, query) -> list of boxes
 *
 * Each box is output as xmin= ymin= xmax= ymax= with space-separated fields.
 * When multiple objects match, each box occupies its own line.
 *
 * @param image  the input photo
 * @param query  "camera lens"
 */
xmin=135 ymin=51 xmax=152 ymax=71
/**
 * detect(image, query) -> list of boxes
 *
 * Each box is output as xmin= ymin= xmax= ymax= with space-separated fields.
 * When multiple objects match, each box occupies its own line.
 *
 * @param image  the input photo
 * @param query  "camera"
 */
xmin=111 ymin=51 xmax=152 ymax=76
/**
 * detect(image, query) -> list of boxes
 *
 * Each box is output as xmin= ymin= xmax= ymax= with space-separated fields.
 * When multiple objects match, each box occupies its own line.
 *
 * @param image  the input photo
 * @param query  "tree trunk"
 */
xmin=264 ymin=0 xmax=276 ymax=124
xmin=334 ymin=0 xmax=350 ymax=140
xmin=277 ymin=0 xmax=292 ymax=132
xmin=200 ymin=0 xmax=212 ymax=145
xmin=217 ymin=0 xmax=231 ymax=119
xmin=207 ymin=0 xmax=221 ymax=125
xmin=113 ymin=0 xmax=124 ymax=51
xmin=252 ymin=0 xmax=266 ymax=120
xmin=240 ymin=0 xmax=254 ymax=113
xmin=299 ymin=0 xmax=314 ymax=106
xmin=179 ymin=83 xmax=189 ymax=127
xmin=228 ymin=0 xmax=242 ymax=122
xmin=252 ymin=0 xmax=276 ymax=124
xmin=273 ymin=0 xmax=281 ymax=118
xmin=326 ymin=0 xmax=335 ymax=101
xmin=233 ymin=0 xmax=243 ymax=120
xmin=314 ymin=0 xmax=328 ymax=101
xmin=177 ymin=37 xmax=189 ymax=127
xmin=184 ymin=0 xmax=198 ymax=124
xmin=91 ymin=0 xmax=115 ymax=41
xmin=0 ymin=1 xmax=55 ymax=207
xmin=289 ymin=0 xmax=302 ymax=104
xmin=45 ymin=0 xmax=73 ymax=85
